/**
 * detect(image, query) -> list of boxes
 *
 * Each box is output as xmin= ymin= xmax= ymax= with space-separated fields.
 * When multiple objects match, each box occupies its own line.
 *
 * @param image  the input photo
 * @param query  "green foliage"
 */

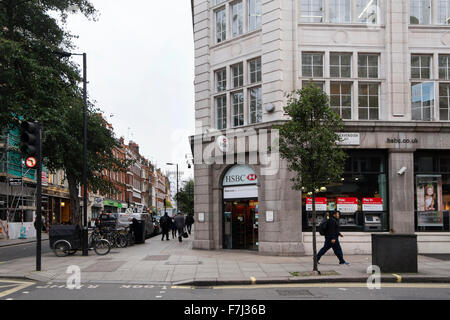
xmin=275 ymin=83 xmax=347 ymax=192
xmin=175 ymin=179 xmax=194 ymax=215
xmin=0 ymin=1 xmax=130 ymax=223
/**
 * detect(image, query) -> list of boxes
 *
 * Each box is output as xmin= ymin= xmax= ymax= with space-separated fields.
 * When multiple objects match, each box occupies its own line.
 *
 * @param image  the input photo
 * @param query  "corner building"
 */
xmin=191 ymin=0 xmax=450 ymax=255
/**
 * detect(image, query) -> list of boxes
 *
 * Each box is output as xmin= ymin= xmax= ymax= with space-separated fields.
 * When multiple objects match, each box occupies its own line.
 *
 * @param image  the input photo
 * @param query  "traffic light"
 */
xmin=20 ymin=121 xmax=39 ymax=157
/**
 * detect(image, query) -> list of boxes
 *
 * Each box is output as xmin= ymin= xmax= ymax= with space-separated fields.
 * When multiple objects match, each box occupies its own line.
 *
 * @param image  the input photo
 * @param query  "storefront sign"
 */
xmin=223 ymin=165 xmax=258 ymax=186
xmin=362 ymin=198 xmax=383 ymax=212
xmin=104 ymin=200 xmax=123 ymax=208
xmin=337 ymin=197 xmax=358 ymax=213
xmin=223 ymin=185 xmax=258 ymax=199
xmin=306 ymin=198 xmax=327 ymax=211
xmin=337 ymin=133 xmax=360 ymax=146
xmin=416 ymin=175 xmax=443 ymax=227
xmin=216 ymin=135 xmax=230 ymax=153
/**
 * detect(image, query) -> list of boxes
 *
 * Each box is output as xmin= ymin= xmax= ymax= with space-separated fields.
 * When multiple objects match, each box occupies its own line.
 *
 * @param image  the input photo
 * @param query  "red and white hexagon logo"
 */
xmin=247 ymin=174 xmax=257 ymax=181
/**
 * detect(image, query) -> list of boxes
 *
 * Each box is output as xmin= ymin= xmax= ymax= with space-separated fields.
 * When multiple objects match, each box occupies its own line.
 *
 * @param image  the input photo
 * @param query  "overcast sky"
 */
xmin=64 ymin=0 xmax=195 ymax=189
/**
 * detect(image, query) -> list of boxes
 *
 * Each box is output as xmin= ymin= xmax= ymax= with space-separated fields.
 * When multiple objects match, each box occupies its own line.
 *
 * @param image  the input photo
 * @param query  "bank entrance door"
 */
xmin=223 ymin=199 xmax=258 ymax=250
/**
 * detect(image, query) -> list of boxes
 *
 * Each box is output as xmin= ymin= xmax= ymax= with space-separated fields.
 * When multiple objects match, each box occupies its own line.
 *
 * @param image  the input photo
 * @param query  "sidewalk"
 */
xmin=0 ymin=233 xmax=49 ymax=247
xmin=1 ymin=229 xmax=449 ymax=286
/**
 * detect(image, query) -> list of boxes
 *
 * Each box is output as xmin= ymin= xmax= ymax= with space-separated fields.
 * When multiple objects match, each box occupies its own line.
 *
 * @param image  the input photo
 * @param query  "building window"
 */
xmin=300 ymin=0 xmax=324 ymax=22
xmin=249 ymin=86 xmax=262 ymax=124
xmin=330 ymin=53 xmax=352 ymax=78
xmin=248 ymin=58 xmax=262 ymax=84
xmin=329 ymin=0 xmax=351 ymax=23
xmin=215 ymin=69 xmax=227 ymax=92
xmin=411 ymin=82 xmax=435 ymax=121
xmin=216 ymin=95 xmax=227 ymax=129
xmin=303 ymin=81 xmax=325 ymax=90
xmin=215 ymin=0 xmax=226 ymax=4
xmin=358 ymin=54 xmax=379 ymax=78
xmin=302 ymin=53 xmax=324 ymax=77
xmin=330 ymin=82 xmax=352 ymax=119
xmin=411 ymin=55 xmax=432 ymax=79
xmin=358 ymin=83 xmax=379 ymax=120
xmin=231 ymin=1 xmax=243 ymax=37
xmin=438 ymin=0 xmax=450 ymax=24
xmin=410 ymin=0 xmax=431 ymax=25
xmin=440 ymin=83 xmax=450 ymax=120
xmin=248 ymin=0 xmax=262 ymax=31
xmin=439 ymin=55 xmax=450 ymax=80
xmin=232 ymin=91 xmax=244 ymax=127
xmin=215 ymin=8 xmax=227 ymax=43
xmin=232 ymin=62 xmax=244 ymax=88
xmin=357 ymin=0 xmax=379 ymax=24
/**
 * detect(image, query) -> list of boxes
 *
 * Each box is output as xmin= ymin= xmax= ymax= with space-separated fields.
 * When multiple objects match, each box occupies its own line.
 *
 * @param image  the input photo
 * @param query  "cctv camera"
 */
xmin=397 ymin=167 xmax=407 ymax=175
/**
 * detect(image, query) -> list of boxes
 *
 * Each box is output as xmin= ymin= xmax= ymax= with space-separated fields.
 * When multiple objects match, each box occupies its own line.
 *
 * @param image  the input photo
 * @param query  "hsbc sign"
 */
xmin=223 ymin=165 xmax=258 ymax=186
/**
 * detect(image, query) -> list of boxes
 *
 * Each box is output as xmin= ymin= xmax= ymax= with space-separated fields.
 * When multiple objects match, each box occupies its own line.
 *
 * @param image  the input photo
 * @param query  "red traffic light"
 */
xmin=25 ymin=157 xmax=37 ymax=168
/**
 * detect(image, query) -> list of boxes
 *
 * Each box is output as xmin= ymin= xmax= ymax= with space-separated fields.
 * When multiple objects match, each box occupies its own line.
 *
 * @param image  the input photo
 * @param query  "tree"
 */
xmin=1 ymin=1 xmax=131 ymax=225
xmin=175 ymin=179 xmax=194 ymax=215
xmin=275 ymin=83 xmax=347 ymax=273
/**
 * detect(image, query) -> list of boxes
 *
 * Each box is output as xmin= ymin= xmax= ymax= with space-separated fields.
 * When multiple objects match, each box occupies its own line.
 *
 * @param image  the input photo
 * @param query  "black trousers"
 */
xmin=161 ymin=228 xmax=170 ymax=240
xmin=186 ymin=224 xmax=192 ymax=234
xmin=317 ymin=236 xmax=345 ymax=264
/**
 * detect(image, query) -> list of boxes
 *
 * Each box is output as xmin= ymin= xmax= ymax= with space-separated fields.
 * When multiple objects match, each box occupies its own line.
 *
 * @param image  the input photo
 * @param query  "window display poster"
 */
xmin=416 ymin=175 xmax=443 ymax=227
xmin=363 ymin=198 xmax=383 ymax=212
xmin=337 ymin=197 xmax=358 ymax=213
xmin=306 ymin=198 xmax=327 ymax=211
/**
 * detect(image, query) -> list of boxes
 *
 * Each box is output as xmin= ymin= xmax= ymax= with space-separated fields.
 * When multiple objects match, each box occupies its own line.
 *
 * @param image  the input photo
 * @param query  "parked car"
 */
xmin=151 ymin=216 xmax=161 ymax=236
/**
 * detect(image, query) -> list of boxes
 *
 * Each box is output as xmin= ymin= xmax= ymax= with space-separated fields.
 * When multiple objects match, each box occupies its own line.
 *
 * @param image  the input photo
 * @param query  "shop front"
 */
xmin=302 ymin=150 xmax=389 ymax=233
xmin=103 ymin=199 xmax=124 ymax=214
xmin=222 ymin=165 xmax=259 ymax=250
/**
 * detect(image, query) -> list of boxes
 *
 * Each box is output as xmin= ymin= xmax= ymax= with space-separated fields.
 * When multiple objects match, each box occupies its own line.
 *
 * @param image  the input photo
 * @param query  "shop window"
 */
xmin=414 ymin=153 xmax=450 ymax=232
xmin=302 ymin=151 xmax=389 ymax=232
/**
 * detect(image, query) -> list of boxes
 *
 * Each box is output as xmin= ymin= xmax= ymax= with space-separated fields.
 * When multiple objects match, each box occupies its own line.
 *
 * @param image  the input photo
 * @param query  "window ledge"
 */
xmin=211 ymin=29 xmax=262 ymax=50
xmin=298 ymin=23 xmax=385 ymax=29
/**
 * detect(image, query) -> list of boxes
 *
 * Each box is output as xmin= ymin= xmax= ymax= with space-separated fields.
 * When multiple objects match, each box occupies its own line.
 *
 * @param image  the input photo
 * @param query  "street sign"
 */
xmin=25 ymin=157 xmax=37 ymax=168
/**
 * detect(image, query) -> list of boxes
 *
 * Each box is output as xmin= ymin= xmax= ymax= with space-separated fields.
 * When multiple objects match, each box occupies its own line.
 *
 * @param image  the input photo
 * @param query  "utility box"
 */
xmin=372 ymin=234 xmax=418 ymax=273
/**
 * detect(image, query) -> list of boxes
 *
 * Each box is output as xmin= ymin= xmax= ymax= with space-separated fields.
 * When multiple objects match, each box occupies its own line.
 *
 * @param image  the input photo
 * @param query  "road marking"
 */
xmin=0 ymin=280 xmax=34 ymax=299
xmin=250 ymin=277 xmax=256 ymax=285
xmin=392 ymin=274 xmax=402 ymax=283
xmin=156 ymin=296 xmax=162 ymax=298
xmin=172 ymin=283 xmax=450 ymax=290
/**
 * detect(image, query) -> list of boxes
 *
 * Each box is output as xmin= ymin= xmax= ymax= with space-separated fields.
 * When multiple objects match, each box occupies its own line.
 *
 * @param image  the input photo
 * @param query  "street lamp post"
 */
xmin=166 ymin=163 xmax=178 ymax=211
xmin=54 ymin=51 xmax=89 ymax=256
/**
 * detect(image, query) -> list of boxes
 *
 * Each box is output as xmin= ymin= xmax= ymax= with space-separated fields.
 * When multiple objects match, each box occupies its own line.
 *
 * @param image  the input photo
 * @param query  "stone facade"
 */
xmin=191 ymin=0 xmax=450 ymax=255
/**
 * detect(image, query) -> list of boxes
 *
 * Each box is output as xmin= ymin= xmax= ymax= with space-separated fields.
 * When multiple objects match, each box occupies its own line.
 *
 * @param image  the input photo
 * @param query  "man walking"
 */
xmin=317 ymin=211 xmax=349 ymax=265
xmin=160 ymin=212 xmax=171 ymax=241
xmin=185 ymin=214 xmax=194 ymax=235
xmin=174 ymin=211 xmax=186 ymax=242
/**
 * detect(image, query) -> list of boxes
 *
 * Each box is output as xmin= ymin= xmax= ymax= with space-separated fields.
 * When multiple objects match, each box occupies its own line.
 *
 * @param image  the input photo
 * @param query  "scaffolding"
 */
xmin=0 ymin=127 xmax=38 ymax=239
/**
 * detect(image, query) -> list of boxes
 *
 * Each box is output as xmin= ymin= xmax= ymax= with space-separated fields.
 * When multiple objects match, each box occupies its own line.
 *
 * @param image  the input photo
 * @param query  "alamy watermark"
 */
xmin=192 ymin=120 xmax=280 ymax=176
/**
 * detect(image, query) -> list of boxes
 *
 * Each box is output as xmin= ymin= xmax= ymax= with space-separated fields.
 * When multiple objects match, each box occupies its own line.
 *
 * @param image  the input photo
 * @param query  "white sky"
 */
xmin=64 ymin=0 xmax=195 ymax=189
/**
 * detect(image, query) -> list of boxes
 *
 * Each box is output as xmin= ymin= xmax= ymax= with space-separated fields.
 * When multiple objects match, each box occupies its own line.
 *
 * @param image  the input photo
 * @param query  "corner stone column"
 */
xmin=193 ymin=164 xmax=215 ymax=250
xmin=388 ymin=150 xmax=415 ymax=233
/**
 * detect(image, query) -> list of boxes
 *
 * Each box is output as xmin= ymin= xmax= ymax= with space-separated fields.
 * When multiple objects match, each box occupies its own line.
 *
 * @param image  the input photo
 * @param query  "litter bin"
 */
xmin=132 ymin=218 xmax=146 ymax=244
xmin=372 ymin=234 xmax=418 ymax=273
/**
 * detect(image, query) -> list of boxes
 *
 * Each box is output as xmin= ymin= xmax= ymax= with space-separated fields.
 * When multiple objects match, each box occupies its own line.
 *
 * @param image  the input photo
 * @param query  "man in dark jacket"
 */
xmin=317 ymin=211 xmax=349 ymax=265
xmin=185 ymin=214 xmax=194 ymax=235
xmin=160 ymin=213 xmax=171 ymax=241
xmin=174 ymin=211 xmax=186 ymax=242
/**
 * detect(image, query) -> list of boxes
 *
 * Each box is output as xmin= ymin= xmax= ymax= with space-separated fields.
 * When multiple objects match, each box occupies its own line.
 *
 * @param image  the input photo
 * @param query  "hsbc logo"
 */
xmin=247 ymin=174 xmax=257 ymax=181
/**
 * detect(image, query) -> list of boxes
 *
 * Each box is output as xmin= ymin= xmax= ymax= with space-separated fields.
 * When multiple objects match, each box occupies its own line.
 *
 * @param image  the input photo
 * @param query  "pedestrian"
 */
xmin=174 ymin=211 xmax=186 ymax=242
xmin=317 ymin=211 xmax=349 ymax=265
xmin=185 ymin=214 xmax=194 ymax=235
xmin=170 ymin=216 xmax=177 ymax=239
xmin=160 ymin=212 xmax=171 ymax=241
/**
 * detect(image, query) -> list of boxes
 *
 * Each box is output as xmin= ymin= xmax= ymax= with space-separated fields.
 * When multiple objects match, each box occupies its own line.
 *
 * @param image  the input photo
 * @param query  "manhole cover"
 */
xmin=276 ymin=289 xmax=313 ymax=297
xmin=143 ymin=255 xmax=170 ymax=261
xmin=83 ymin=261 xmax=126 ymax=272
